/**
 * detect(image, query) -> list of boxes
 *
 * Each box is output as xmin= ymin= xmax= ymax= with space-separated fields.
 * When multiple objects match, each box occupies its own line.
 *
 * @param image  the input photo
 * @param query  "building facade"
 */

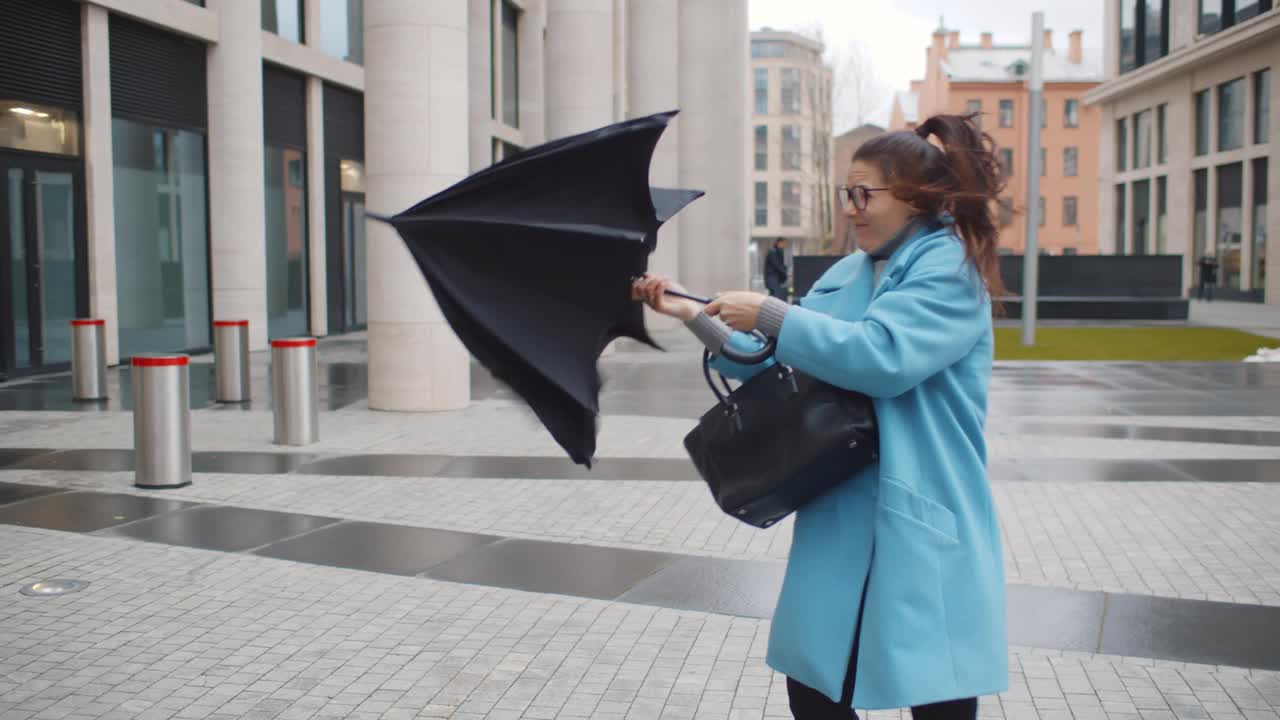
xmin=891 ymin=27 xmax=1104 ymax=256
xmin=0 ymin=0 xmax=749 ymax=407
xmin=1086 ymin=1 xmax=1277 ymax=302
xmin=750 ymin=30 xmax=833 ymax=288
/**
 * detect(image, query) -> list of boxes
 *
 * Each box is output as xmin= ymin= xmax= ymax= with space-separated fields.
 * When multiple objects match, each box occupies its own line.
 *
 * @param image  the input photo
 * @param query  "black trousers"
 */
xmin=785 ymin=677 xmax=978 ymax=720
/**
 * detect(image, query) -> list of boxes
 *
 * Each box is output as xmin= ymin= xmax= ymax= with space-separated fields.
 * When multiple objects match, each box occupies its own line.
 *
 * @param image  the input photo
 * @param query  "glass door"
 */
xmin=341 ymin=192 xmax=366 ymax=330
xmin=0 ymin=153 xmax=84 ymax=379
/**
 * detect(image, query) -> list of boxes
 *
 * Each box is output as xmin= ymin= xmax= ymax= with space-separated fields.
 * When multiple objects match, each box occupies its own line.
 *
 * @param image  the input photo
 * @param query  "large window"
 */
xmin=1256 ymin=69 xmax=1271 ymax=145
xmin=1252 ymin=158 xmax=1267 ymax=292
xmin=1134 ymin=109 xmax=1152 ymax=169
xmin=1063 ymin=196 xmax=1078 ymax=226
xmin=1115 ymin=184 xmax=1127 ymax=255
xmin=780 ymin=69 xmax=802 ymax=114
xmin=781 ymin=125 xmax=801 ymax=170
xmin=1132 ymin=179 xmax=1150 ymax=255
xmin=262 ymin=0 xmax=304 ymax=42
xmin=1219 ymin=77 xmax=1246 ymax=151
xmin=498 ymin=0 xmax=520 ymax=127
xmin=1195 ymin=90 xmax=1211 ymax=156
xmin=1064 ymin=147 xmax=1079 ymax=177
xmin=1193 ymin=169 xmax=1209 ymax=277
xmin=966 ymin=100 xmax=982 ymax=128
xmin=754 ymin=181 xmax=767 ymax=227
xmin=754 ymin=125 xmax=768 ymax=170
xmin=112 ymin=119 xmax=210 ymax=357
xmin=265 ymin=146 xmax=309 ymax=338
xmin=753 ymin=69 xmax=768 ymax=114
xmin=1064 ymin=99 xmax=1080 ymax=128
xmin=1217 ymin=163 xmax=1244 ymax=289
xmin=781 ymin=181 xmax=800 ymax=226
xmin=999 ymin=148 xmax=1013 ymax=178
xmin=320 ymin=0 xmax=362 ymax=65
xmin=1200 ymin=0 xmax=1274 ymax=36
xmin=1156 ymin=176 xmax=1168 ymax=253
xmin=1117 ymin=117 xmax=1128 ymax=172
xmin=999 ymin=99 xmax=1013 ymax=128
xmin=1157 ymin=103 xmax=1167 ymax=163
xmin=1120 ymin=0 xmax=1170 ymax=73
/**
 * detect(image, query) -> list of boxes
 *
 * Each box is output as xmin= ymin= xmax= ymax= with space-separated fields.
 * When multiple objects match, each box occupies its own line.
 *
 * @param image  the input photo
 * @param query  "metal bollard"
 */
xmin=70 ymin=319 xmax=107 ymax=401
xmin=213 ymin=320 xmax=251 ymax=402
xmin=271 ymin=338 xmax=318 ymax=445
xmin=131 ymin=354 xmax=192 ymax=489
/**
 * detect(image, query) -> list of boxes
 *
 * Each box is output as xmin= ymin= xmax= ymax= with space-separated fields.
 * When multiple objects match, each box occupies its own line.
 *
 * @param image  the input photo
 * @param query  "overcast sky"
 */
xmin=748 ymin=0 xmax=1106 ymax=128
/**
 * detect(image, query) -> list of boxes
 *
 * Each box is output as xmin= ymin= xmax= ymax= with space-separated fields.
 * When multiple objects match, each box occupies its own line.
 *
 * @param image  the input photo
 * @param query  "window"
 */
xmin=1134 ymin=109 xmax=1152 ymax=169
xmin=1193 ymin=169 xmax=1208 ymax=272
xmin=751 ymin=40 xmax=786 ymax=58
xmin=1200 ymin=0 xmax=1275 ymax=36
xmin=1133 ymin=179 xmax=1150 ymax=255
xmin=1217 ymin=162 xmax=1244 ymax=288
xmin=999 ymin=99 xmax=1014 ymax=128
xmin=1121 ymin=0 xmax=1170 ymax=73
xmin=1063 ymin=196 xmax=1078 ymax=226
xmin=998 ymin=197 xmax=1014 ymax=227
xmin=754 ymin=69 xmax=768 ymax=114
xmin=499 ymin=0 xmax=519 ymax=127
xmin=1252 ymin=158 xmax=1267 ymax=291
xmin=1256 ymin=69 xmax=1271 ymax=144
xmin=754 ymin=181 xmax=767 ymax=227
xmin=1040 ymin=147 xmax=1046 ymax=177
xmin=781 ymin=69 xmax=802 ymax=114
xmin=262 ymin=0 xmax=304 ymax=42
xmin=1064 ymin=147 xmax=1079 ymax=177
xmin=112 ymin=119 xmax=211 ymax=357
xmin=1156 ymin=175 xmax=1167 ymax=253
xmin=265 ymin=145 xmax=309 ymax=338
xmin=1064 ymin=99 xmax=1080 ymax=128
xmin=1117 ymin=117 xmax=1128 ymax=172
xmin=1219 ymin=77 xmax=1246 ymax=151
xmin=1195 ymin=89 xmax=1211 ymax=155
xmin=1041 ymin=97 xmax=1047 ymax=128
xmin=754 ymin=125 xmax=768 ymax=170
xmin=1115 ymin=184 xmax=1127 ymax=255
xmin=966 ymin=100 xmax=982 ymax=128
xmin=1038 ymin=196 xmax=1046 ymax=227
xmin=781 ymin=181 xmax=801 ymax=226
xmin=781 ymin=125 xmax=801 ymax=170
xmin=1157 ymin=103 xmax=1167 ymax=163
xmin=320 ymin=0 xmax=363 ymax=64
xmin=999 ymin=148 xmax=1013 ymax=178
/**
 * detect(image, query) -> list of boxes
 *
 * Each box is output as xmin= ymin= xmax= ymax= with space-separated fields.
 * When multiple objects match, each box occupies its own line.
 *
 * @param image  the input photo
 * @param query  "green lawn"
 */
xmin=993 ymin=327 xmax=1278 ymax=362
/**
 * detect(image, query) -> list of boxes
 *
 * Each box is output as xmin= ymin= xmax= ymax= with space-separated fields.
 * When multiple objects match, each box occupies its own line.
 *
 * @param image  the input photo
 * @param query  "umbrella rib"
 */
xmin=388 ymin=215 xmax=654 ymax=243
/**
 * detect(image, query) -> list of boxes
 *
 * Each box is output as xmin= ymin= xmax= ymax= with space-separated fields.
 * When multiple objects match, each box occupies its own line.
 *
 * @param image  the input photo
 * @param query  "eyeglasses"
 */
xmin=837 ymin=185 xmax=889 ymax=211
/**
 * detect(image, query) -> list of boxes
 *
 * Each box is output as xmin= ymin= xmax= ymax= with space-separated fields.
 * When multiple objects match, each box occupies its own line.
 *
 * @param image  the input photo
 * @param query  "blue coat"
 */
xmin=711 ymin=222 xmax=1007 ymax=710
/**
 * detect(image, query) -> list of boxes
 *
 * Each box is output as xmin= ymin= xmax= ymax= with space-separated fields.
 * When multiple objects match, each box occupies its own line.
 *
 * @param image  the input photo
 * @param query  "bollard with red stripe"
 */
xmin=131 ymin=354 xmax=191 ymax=489
xmin=271 ymin=338 xmax=318 ymax=445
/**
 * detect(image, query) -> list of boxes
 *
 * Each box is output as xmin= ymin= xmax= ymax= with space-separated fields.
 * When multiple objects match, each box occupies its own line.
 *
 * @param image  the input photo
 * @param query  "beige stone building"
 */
xmin=0 ymin=0 xmax=750 ymax=407
xmin=890 ymin=26 xmax=1104 ymax=256
xmin=750 ymin=30 xmax=833 ymax=287
xmin=1087 ymin=1 xmax=1278 ymax=303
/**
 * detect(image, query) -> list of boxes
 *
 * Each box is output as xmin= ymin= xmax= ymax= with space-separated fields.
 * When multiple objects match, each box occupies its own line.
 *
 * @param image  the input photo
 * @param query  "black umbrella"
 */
xmin=371 ymin=111 xmax=704 ymax=466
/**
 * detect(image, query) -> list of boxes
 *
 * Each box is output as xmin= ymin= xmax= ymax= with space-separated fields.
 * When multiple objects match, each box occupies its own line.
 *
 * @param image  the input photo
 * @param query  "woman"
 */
xmin=633 ymin=114 xmax=1008 ymax=720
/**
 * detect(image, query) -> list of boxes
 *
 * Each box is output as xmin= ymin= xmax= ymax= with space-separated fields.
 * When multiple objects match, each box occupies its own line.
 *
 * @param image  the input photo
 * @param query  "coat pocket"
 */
xmin=878 ymin=476 xmax=958 ymax=545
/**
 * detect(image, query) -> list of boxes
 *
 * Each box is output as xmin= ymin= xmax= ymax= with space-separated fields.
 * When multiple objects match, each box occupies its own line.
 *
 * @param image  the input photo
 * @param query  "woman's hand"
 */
xmin=631 ymin=274 xmax=702 ymax=322
xmin=706 ymin=291 xmax=768 ymax=332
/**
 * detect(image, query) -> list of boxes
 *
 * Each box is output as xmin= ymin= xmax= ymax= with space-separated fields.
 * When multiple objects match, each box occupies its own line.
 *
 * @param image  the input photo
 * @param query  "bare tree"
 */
xmin=828 ymin=39 xmax=891 ymax=133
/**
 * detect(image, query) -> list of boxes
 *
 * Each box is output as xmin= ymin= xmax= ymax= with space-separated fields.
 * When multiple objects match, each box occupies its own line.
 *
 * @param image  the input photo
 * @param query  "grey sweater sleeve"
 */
xmin=685 ymin=313 xmax=734 ymax=353
xmin=755 ymin=297 xmax=791 ymax=338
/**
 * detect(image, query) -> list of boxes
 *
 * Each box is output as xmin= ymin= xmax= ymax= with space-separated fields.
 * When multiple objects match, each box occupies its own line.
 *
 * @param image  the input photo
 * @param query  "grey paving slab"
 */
xmin=616 ymin=556 xmax=786 ymax=618
xmin=1018 ymin=423 xmax=1280 ymax=447
xmin=1167 ymin=459 xmax=1280 ymax=483
xmin=0 ymin=481 xmax=66 ymax=507
xmin=191 ymin=452 xmax=320 ymax=475
xmin=97 ymin=505 xmax=340 ymax=552
xmin=436 ymin=455 xmax=701 ymax=481
xmin=14 ymin=449 xmax=135 ymax=472
xmin=0 ymin=448 xmax=55 ymax=469
xmin=999 ymin=459 xmax=1197 ymax=483
xmin=425 ymin=538 xmax=680 ymax=600
xmin=253 ymin=521 xmax=502 ymax=576
xmin=0 ymin=491 xmax=197 ymax=533
xmin=1006 ymin=585 xmax=1107 ymax=653
xmin=294 ymin=454 xmax=454 ymax=477
xmin=1100 ymin=593 xmax=1280 ymax=671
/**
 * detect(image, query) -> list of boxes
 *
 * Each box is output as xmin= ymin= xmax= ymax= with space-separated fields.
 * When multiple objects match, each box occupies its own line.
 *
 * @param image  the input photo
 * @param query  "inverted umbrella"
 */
xmin=371 ymin=111 xmax=703 ymax=466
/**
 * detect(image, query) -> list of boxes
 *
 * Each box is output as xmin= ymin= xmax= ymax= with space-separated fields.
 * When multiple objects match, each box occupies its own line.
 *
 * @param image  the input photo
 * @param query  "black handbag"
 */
xmin=682 ymin=336 xmax=880 ymax=529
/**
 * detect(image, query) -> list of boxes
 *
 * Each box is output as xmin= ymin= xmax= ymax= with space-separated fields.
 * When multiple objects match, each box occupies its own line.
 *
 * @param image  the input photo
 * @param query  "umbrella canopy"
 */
xmin=373 ymin=111 xmax=702 ymax=466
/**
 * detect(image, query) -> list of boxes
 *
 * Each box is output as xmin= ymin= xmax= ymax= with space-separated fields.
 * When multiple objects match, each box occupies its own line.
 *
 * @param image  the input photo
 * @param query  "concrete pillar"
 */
xmin=466 ymin=0 xmax=492 ymax=172
xmin=206 ymin=0 xmax=268 ymax=349
xmin=306 ymin=77 xmax=328 ymax=335
xmin=1268 ymin=67 xmax=1280 ymax=304
xmin=81 ymin=4 xmax=120 ymax=365
xmin=677 ymin=0 xmax=750 ymax=295
xmin=627 ymin=0 xmax=681 ymax=328
xmin=517 ymin=0 xmax=547 ymax=142
xmin=545 ymin=0 xmax=614 ymax=138
xmin=364 ymin=0 xmax=470 ymax=411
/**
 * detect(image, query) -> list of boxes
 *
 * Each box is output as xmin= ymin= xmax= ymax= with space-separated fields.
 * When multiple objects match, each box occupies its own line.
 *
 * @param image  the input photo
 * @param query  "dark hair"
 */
xmin=852 ymin=114 xmax=1007 ymax=301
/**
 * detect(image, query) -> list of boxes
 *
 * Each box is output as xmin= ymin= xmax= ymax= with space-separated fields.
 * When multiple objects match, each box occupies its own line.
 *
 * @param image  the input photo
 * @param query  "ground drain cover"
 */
xmin=19 ymin=579 xmax=89 ymax=597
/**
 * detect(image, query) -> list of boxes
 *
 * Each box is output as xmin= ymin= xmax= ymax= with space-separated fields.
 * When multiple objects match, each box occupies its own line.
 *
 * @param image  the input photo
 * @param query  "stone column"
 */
xmin=206 ymin=0 xmax=268 ymax=348
xmin=678 ymin=0 xmax=750 ymax=295
xmin=627 ymin=0 xmax=681 ymax=328
xmin=306 ymin=77 xmax=328 ymax=335
xmin=545 ymin=0 xmax=614 ymax=138
xmin=364 ymin=1 xmax=470 ymax=411
xmin=518 ymin=0 xmax=548 ymax=143
xmin=81 ymin=4 xmax=120 ymax=365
